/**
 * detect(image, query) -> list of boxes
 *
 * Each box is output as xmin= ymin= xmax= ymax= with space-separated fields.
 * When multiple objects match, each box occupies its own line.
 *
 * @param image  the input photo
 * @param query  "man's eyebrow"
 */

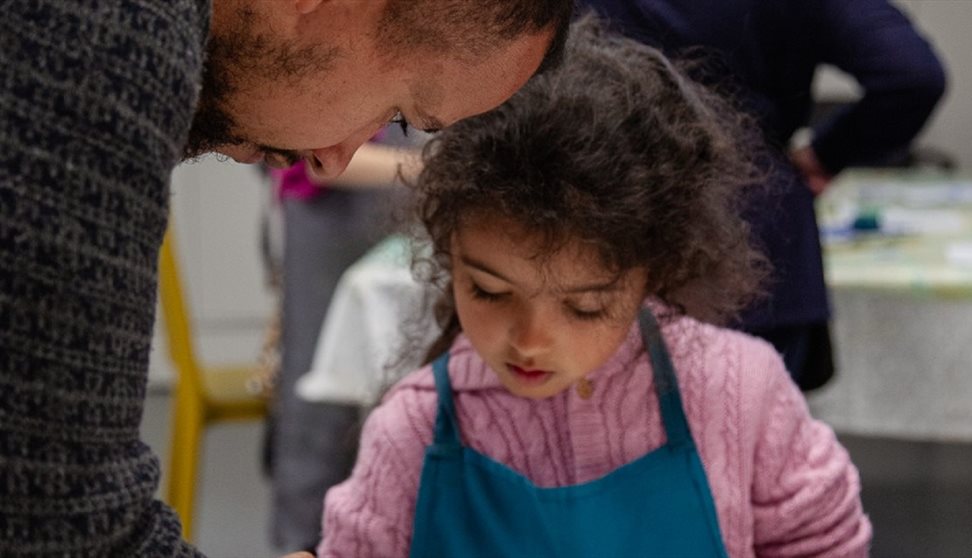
xmin=256 ymin=145 xmax=302 ymax=163
xmin=414 ymin=108 xmax=444 ymax=132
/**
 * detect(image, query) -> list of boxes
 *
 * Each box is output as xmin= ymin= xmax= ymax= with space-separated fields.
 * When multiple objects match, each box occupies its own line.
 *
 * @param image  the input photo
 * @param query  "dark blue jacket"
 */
xmin=579 ymin=0 xmax=946 ymax=329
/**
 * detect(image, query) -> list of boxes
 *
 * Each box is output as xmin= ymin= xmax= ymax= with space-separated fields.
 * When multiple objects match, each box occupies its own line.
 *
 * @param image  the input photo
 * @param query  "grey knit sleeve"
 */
xmin=1 ymin=0 xmax=210 ymax=555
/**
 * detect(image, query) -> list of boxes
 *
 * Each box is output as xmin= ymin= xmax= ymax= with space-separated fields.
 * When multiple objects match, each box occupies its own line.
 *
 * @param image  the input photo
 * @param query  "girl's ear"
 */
xmin=294 ymin=0 xmax=325 ymax=15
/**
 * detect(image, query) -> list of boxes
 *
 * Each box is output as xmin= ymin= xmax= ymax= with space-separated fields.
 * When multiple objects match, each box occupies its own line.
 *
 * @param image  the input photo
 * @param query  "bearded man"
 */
xmin=0 ymin=0 xmax=571 ymax=555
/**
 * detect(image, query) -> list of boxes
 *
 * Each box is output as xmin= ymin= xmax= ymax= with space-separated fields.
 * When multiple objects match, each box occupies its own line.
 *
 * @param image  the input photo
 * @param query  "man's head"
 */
xmin=185 ymin=0 xmax=572 ymax=177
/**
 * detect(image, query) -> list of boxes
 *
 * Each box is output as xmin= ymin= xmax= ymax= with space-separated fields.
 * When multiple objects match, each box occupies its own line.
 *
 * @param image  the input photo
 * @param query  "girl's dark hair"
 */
xmin=409 ymin=15 xmax=769 ymax=363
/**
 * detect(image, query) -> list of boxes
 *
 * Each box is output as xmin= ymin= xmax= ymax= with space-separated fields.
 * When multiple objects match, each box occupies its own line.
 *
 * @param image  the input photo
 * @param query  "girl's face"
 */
xmin=451 ymin=218 xmax=648 ymax=400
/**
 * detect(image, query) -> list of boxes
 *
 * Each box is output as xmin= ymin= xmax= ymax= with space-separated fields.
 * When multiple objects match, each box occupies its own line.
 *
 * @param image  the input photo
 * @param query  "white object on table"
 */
xmin=296 ymin=236 xmax=440 ymax=407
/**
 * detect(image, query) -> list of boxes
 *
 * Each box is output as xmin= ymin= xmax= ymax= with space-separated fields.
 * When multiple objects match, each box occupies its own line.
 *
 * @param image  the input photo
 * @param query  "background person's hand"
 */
xmin=279 ymin=552 xmax=314 ymax=558
xmin=790 ymin=145 xmax=833 ymax=196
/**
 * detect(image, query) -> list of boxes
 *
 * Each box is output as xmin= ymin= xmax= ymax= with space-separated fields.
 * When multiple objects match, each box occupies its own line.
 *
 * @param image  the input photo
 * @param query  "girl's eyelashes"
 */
xmin=389 ymin=110 xmax=409 ymax=136
xmin=567 ymin=305 xmax=607 ymax=321
xmin=469 ymin=282 xmax=505 ymax=302
xmin=470 ymin=280 xmax=608 ymax=321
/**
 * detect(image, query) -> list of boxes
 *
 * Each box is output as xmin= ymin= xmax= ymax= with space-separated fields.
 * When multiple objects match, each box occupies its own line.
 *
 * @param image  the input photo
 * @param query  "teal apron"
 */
xmin=409 ymin=308 xmax=729 ymax=557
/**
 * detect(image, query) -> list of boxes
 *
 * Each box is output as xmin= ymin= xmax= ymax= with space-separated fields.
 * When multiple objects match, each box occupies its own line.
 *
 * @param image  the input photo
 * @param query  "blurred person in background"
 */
xmin=579 ymin=0 xmax=946 ymax=390
xmin=259 ymin=128 xmax=425 ymax=553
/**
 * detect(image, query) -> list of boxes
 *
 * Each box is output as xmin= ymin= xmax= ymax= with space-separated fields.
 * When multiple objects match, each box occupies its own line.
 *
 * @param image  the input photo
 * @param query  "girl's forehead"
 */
xmin=454 ymin=217 xmax=568 ymax=260
xmin=452 ymin=222 xmax=627 ymax=290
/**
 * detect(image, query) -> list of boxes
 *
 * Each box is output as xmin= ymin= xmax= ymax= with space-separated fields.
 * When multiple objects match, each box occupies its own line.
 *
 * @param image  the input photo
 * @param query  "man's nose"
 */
xmin=306 ymin=145 xmax=354 ymax=179
xmin=306 ymin=131 xmax=373 ymax=180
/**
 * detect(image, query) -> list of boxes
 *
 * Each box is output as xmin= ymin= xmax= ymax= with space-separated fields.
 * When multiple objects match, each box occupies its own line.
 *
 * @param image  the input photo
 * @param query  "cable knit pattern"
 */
xmin=1 ymin=0 xmax=210 ymax=555
xmin=321 ymin=309 xmax=871 ymax=557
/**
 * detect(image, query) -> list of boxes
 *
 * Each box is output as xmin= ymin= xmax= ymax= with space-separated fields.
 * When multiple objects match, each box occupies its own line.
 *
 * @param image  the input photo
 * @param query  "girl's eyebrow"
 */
xmin=460 ymin=255 xmax=513 ymax=283
xmin=561 ymin=280 xmax=621 ymax=294
xmin=461 ymin=254 xmax=620 ymax=293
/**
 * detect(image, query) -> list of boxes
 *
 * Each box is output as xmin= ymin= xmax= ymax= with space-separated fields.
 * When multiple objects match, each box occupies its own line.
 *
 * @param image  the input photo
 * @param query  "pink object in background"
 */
xmin=271 ymin=162 xmax=321 ymax=201
xmin=270 ymin=131 xmax=388 ymax=201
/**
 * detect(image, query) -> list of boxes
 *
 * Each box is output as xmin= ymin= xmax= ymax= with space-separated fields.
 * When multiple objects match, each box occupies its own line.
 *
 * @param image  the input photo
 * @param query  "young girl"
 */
xmin=319 ymin=17 xmax=871 ymax=558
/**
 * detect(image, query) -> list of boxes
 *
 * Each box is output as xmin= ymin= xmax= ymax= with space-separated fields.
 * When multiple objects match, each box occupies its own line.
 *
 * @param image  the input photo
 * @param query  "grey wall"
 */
xmin=149 ymin=158 xmax=273 ymax=386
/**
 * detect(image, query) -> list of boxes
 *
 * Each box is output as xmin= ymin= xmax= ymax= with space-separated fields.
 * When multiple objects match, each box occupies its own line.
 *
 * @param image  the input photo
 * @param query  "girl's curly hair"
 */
xmin=408 ymin=14 xmax=770 ymax=362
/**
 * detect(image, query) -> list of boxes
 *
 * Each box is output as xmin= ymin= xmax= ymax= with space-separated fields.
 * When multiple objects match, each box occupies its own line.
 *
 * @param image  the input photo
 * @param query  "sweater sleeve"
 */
xmin=1 ymin=1 xmax=208 ymax=555
xmin=319 ymin=384 xmax=436 ymax=557
xmin=749 ymin=350 xmax=872 ymax=557
xmin=809 ymin=0 xmax=946 ymax=173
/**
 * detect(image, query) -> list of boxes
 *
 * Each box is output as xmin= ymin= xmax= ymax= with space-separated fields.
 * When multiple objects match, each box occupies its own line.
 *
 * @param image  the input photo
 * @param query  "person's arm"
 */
xmin=807 ymin=0 xmax=946 ymax=178
xmin=306 ymin=142 xmax=422 ymax=188
xmin=319 ymin=383 xmax=435 ymax=557
xmin=789 ymin=144 xmax=832 ymax=197
xmin=749 ymin=352 xmax=871 ymax=557
xmin=0 ymin=2 xmax=214 ymax=555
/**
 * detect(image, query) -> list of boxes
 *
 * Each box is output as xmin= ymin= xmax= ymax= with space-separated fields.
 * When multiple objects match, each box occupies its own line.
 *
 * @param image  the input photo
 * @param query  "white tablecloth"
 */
xmin=295 ymin=237 xmax=438 ymax=406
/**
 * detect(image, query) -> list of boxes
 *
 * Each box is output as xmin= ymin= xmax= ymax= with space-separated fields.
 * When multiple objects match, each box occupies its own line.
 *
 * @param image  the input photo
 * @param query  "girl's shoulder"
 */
xmin=366 ymin=335 xmax=503 ymax=444
xmin=645 ymin=300 xmax=785 ymax=379
xmin=700 ymin=320 xmax=784 ymax=374
xmin=661 ymin=312 xmax=793 ymax=404
xmin=386 ymin=335 xmax=504 ymax=397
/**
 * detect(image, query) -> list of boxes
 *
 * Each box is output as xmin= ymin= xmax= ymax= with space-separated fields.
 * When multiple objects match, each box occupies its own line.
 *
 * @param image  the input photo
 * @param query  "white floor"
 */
xmin=140 ymin=388 xmax=275 ymax=558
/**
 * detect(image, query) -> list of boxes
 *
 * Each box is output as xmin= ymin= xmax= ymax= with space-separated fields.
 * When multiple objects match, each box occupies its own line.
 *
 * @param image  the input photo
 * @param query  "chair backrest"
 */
xmin=158 ymin=229 xmax=205 ymax=397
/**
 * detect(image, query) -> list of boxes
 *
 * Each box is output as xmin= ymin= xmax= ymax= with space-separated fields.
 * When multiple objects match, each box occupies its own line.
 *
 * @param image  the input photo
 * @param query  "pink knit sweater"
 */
xmin=321 ymin=312 xmax=871 ymax=557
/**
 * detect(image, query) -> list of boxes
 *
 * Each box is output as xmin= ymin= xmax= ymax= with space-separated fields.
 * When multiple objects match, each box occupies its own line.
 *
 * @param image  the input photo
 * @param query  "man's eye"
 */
xmin=262 ymin=151 xmax=300 ymax=169
xmin=389 ymin=111 xmax=410 ymax=136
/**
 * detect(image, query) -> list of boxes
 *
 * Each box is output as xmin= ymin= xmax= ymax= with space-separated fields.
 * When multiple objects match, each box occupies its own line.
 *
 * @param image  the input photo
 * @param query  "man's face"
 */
xmin=185 ymin=6 xmax=552 ymax=179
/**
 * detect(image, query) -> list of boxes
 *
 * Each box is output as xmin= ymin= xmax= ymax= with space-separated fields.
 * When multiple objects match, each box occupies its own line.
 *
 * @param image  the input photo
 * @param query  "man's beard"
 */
xmin=183 ymin=9 xmax=339 ymax=160
xmin=183 ymin=33 xmax=243 ymax=160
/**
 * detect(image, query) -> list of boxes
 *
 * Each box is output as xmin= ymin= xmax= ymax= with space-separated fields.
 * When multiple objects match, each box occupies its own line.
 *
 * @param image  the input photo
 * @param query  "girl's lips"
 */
xmin=507 ymin=363 xmax=552 ymax=385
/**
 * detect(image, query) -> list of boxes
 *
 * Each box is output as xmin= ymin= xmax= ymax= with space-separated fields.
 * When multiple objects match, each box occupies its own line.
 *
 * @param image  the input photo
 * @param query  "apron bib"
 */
xmin=409 ymin=308 xmax=728 ymax=557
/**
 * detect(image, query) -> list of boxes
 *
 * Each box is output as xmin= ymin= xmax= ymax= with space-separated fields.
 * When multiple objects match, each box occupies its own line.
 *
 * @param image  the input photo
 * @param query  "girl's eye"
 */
xmin=567 ymin=304 xmax=607 ymax=321
xmin=470 ymin=283 xmax=505 ymax=302
xmin=389 ymin=111 xmax=409 ymax=135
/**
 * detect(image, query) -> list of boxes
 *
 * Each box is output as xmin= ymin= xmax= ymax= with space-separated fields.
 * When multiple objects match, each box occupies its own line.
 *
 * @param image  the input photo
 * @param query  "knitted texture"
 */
xmin=321 ymin=310 xmax=872 ymax=557
xmin=1 ymin=0 xmax=209 ymax=555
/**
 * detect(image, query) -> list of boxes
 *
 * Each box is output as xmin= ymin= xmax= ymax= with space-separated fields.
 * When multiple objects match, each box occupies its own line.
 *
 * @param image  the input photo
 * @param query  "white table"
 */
xmin=807 ymin=170 xmax=972 ymax=442
xmin=295 ymin=236 xmax=438 ymax=406
xmin=298 ymin=171 xmax=972 ymax=442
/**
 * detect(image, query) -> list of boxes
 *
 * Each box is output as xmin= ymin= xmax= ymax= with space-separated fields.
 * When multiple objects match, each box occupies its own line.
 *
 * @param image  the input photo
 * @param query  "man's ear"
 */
xmin=294 ymin=0 xmax=325 ymax=15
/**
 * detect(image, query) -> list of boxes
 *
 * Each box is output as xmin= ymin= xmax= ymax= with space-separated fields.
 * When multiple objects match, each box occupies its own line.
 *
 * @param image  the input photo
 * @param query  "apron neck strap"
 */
xmin=638 ymin=308 xmax=692 ymax=447
xmin=431 ymin=353 xmax=461 ymax=446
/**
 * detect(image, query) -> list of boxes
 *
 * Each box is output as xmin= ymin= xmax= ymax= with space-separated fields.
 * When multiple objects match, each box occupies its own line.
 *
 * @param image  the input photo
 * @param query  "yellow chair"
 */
xmin=158 ymin=228 xmax=269 ymax=542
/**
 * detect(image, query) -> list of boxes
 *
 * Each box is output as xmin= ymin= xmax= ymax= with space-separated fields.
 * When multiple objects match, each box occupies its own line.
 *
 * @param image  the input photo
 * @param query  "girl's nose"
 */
xmin=509 ymin=312 xmax=553 ymax=358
